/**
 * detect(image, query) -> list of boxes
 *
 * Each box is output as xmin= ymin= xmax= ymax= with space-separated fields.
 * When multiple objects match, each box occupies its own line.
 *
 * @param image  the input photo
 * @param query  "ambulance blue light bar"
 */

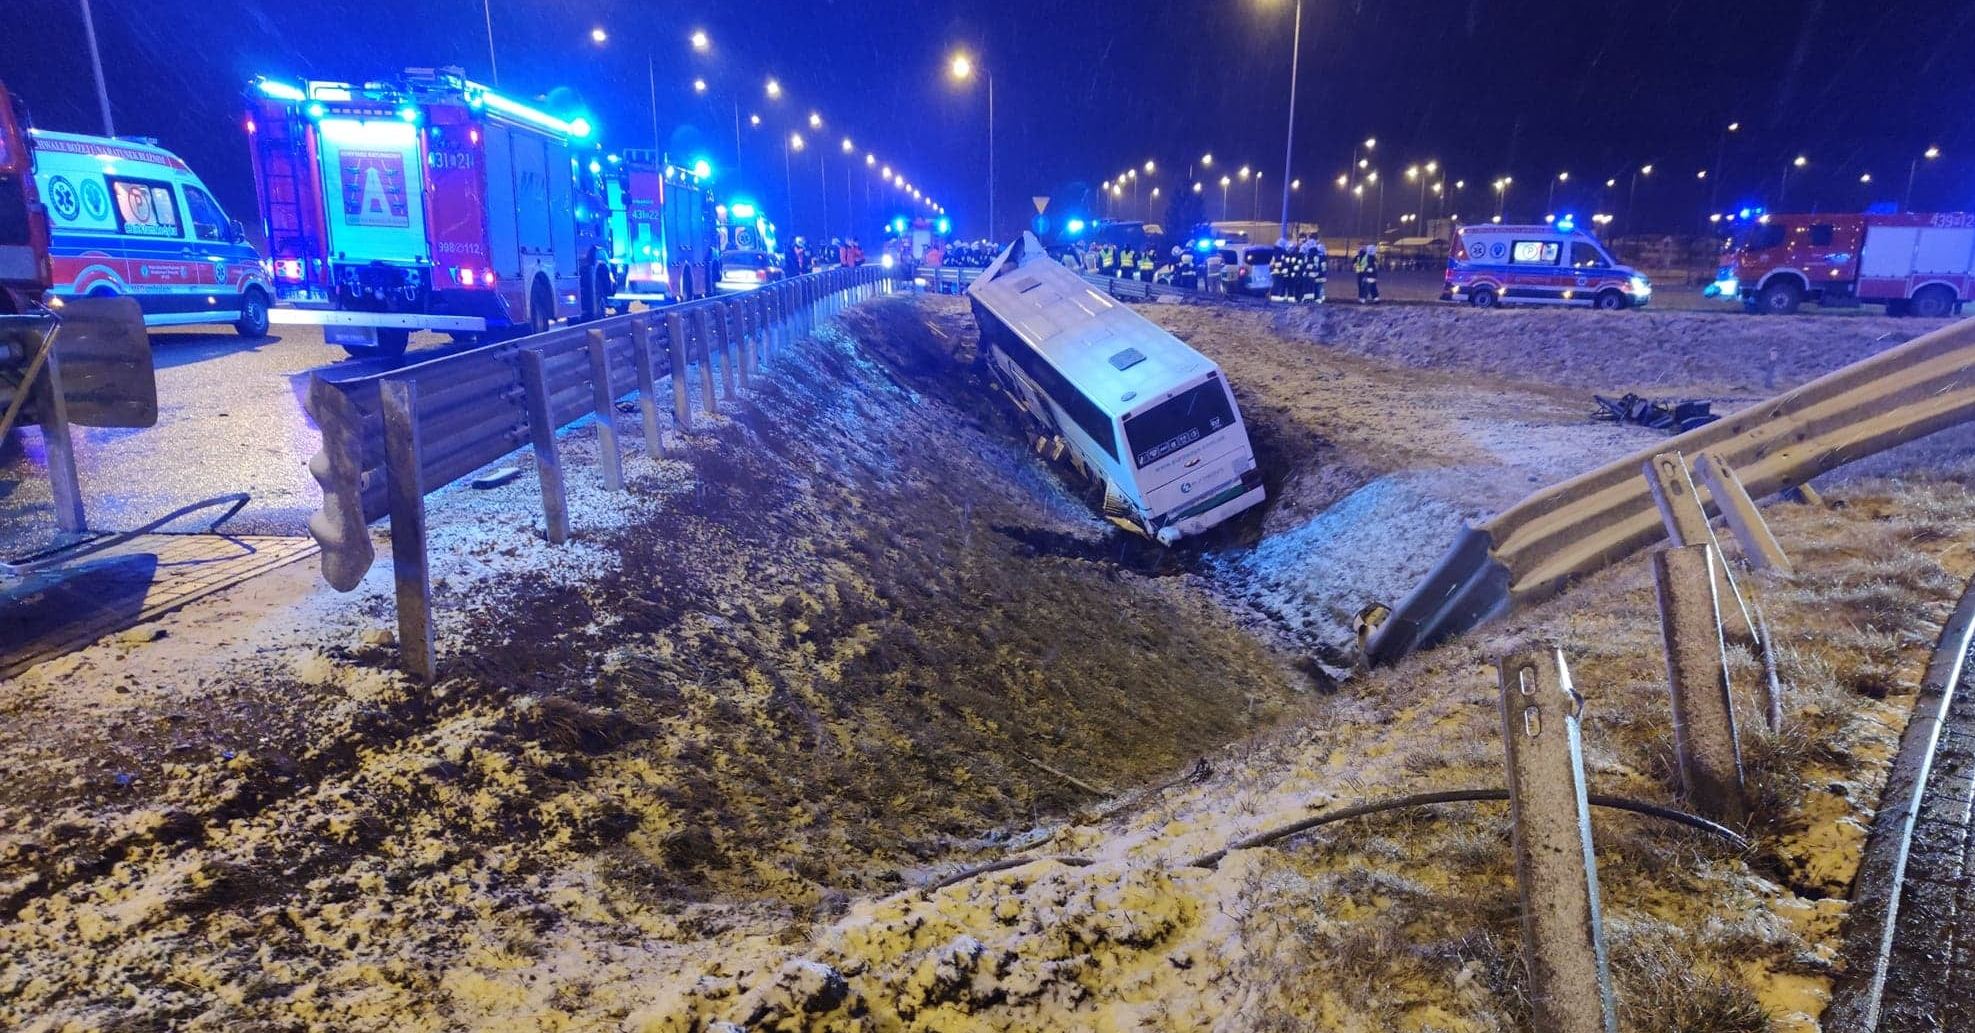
xmin=466 ymin=80 xmax=592 ymax=139
xmin=254 ymin=79 xmax=307 ymax=103
xmin=731 ymin=202 xmax=757 ymax=218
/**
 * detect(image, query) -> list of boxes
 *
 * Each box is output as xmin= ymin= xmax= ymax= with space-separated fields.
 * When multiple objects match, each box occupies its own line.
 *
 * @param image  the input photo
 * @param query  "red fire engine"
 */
xmin=602 ymin=149 xmax=716 ymax=308
xmin=0 ymin=81 xmax=52 ymax=313
xmin=1717 ymin=212 xmax=1975 ymax=317
xmin=245 ymin=67 xmax=613 ymax=356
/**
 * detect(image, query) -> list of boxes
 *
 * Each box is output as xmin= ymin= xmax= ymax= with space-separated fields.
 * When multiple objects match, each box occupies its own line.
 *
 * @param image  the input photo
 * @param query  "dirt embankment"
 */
xmin=0 ymin=298 xmax=1303 ymax=1031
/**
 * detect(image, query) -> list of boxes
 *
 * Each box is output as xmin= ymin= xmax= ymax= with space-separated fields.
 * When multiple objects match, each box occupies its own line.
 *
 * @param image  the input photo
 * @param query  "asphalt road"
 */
xmin=0 ymin=324 xmax=483 ymax=560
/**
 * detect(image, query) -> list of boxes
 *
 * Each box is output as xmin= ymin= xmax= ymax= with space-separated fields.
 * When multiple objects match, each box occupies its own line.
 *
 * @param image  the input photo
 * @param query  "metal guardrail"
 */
xmin=1369 ymin=315 xmax=1975 ymax=663
xmin=304 ymin=266 xmax=897 ymax=678
xmin=916 ymin=263 xmax=1208 ymax=303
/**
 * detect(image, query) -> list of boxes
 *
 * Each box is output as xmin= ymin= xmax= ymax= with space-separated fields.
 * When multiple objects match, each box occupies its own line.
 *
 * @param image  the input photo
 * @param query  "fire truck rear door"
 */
xmin=481 ymin=122 xmax=521 ymax=280
xmin=314 ymin=117 xmax=429 ymax=264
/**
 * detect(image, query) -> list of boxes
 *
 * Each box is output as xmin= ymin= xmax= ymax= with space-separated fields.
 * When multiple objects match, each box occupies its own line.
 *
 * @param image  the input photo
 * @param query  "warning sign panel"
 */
xmin=340 ymin=150 xmax=410 ymax=228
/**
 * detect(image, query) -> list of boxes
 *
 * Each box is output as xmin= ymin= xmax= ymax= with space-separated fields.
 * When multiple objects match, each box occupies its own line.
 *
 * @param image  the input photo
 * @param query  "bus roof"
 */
xmin=969 ymin=232 xmax=1217 ymax=420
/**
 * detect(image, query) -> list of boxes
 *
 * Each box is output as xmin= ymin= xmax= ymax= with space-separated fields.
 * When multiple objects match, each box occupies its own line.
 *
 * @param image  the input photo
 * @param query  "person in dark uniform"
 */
xmin=1354 ymin=244 xmax=1381 ymax=303
xmin=1268 ymin=239 xmax=1294 ymax=302
xmin=1302 ymin=234 xmax=1327 ymax=303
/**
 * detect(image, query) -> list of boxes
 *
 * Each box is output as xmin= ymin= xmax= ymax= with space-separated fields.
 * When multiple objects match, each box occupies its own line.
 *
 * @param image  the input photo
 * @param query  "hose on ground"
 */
xmin=2 ymin=492 xmax=253 ymax=579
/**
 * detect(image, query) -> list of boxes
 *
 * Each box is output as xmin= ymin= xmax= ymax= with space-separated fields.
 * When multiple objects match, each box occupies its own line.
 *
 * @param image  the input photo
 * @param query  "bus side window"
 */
xmin=182 ymin=184 xmax=230 ymax=243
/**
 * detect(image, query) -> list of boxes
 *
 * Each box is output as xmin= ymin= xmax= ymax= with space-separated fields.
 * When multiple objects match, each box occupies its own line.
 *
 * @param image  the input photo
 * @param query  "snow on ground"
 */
xmin=2 ymin=292 xmax=1971 ymax=1031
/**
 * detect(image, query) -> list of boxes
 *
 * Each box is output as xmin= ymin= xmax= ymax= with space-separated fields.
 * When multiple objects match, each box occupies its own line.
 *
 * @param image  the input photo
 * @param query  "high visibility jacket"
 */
xmin=1137 ymin=254 xmax=1155 ymax=271
xmin=1121 ymin=249 xmax=1137 ymax=268
xmin=1354 ymin=252 xmax=1377 ymax=275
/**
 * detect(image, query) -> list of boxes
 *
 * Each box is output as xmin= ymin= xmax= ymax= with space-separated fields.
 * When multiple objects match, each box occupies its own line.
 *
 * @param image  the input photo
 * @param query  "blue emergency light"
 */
xmin=731 ymin=202 xmax=757 ymax=219
xmin=936 ymin=217 xmax=951 ymax=234
xmin=1066 ymin=218 xmax=1086 ymax=235
xmin=692 ymin=158 xmax=712 ymax=178
xmin=1556 ymin=213 xmax=1576 ymax=233
xmin=255 ymin=79 xmax=307 ymax=103
xmin=891 ymin=217 xmax=908 ymax=235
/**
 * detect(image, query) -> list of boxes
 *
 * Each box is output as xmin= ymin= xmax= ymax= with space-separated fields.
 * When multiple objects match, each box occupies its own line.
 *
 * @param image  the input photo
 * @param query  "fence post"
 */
xmin=517 ymin=349 xmax=570 ymax=544
xmin=746 ymin=294 xmax=764 ymax=373
xmin=379 ymin=379 xmax=436 ymax=683
xmin=774 ymin=284 xmax=790 ymax=356
xmin=714 ymin=301 xmax=738 ymax=400
xmin=1644 ymin=451 xmax=1756 ymax=643
xmin=628 ymin=318 xmax=665 ymax=457
xmin=664 ymin=310 xmax=692 ymax=433
xmin=1652 ymin=544 xmax=1749 ymax=824
xmin=1498 ymin=648 xmax=1618 ymax=1033
xmin=725 ymin=300 xmax=750 ymax=393
xmin=1692 ymin=452 xmax=1793 ymax=574
xmin=585 ymin=328 xmax=625 ymax=491
xmin=693 ymin=306 xmax=719 ymax=416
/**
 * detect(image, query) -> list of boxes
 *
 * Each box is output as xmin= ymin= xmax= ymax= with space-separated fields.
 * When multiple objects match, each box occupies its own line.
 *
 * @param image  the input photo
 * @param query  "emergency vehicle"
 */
xmin=1443 ymin=220 xmax=1651 ymax=310
xmin=28 ymin=127 xmax=271 ymax=335
xmin=601 ymin=149 xmax=716 ymax=308
xmin=245 ymin=68 xmax=612 ymax=356
xmin=1714 ymin=212 xmax=1975 ymax=317
xmin=968 ymin=232 xmax=1265 ymax=543
xmin=0 ymin=82 xmax=51 ymax=313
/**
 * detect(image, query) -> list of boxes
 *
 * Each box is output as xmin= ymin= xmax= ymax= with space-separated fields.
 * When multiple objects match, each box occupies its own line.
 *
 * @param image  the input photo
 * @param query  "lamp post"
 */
xmin=1779 ymin=154 xmax=1806 ymax=209
xmin=1904 ymin=146 xmax=1940 ymax=211
xmin=1271 ymin=0 xmax=1305 ymax=243
xmin=786 ymin=132 xmax=802 ymax=235
xmin=1709 ymin=121 xmax=1739 ymax=213
xmin=1546 ymin=171 xmax=1568 ymax=214
xmin=481 ymin=0 xmax=499 ymax=86
xmin=1220 ymin=175 xmax=1232 ymax=222
xmin=949 ymin=52 xmax=993 ymax=240
xmin=1626 ymin=163 xmax=1652 ymax=233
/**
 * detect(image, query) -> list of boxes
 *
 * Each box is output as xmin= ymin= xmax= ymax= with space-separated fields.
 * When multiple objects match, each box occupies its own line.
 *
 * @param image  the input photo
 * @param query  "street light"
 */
xmin=1220 ymin=174 xmax=1232 ymax=221
xmin=1626 ymin=163 xmax=1653 ymax=233
xmin=1905 ymin=146 xmax=1941 ymax=211
xmin=693 ymin=78 xmax=707 ymax=94
xmin=1144 ymin=160 xmax=1156 ymax=174
xmin=765 ymin=77 xmax=782 ymax=99
xmin=808 ymin=111 xmax=822 ymax=129
xmin=1780 ymin=154 xmax=1807 ymax=208
xmin=1264 ymin=0 xmax=1307 ymax=242
xmin=949 ymin=50 xmax=995 ymax=240
xmin=590 ymin=26 xmax=607 ymax=43
xmin=690 ymin=29 xmax=710 ymax=52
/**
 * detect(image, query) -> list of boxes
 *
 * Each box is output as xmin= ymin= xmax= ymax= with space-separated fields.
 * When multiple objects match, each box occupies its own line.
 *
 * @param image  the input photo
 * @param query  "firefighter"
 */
xmin=1268 ymin=239 xmax=1293 ymax=302
xmin=1353 ymin=244 xmax=1381 ymax=303
xmin=1204 ymin=248 xmax=1226 ymax=295
xmin=791 ymin=237 xmax=812 ymax=276
xmin=1118 ymin=245 xmax=1136 ymax=279
xmin=1138 ymin=248 xmax=1156 ymax=282
xmin=1302 ymin=234 xmax=1327 ymax=303
xmin=1096 ymin=243 xmax=1113 ymax=276
xmin=1177 ymin=247 xmax=1196 ymax=288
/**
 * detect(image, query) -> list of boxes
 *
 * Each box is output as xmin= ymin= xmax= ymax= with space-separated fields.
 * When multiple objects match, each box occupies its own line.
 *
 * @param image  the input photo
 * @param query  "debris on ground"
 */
xmin=1590 ymin=392 xmax=1721 ymax=433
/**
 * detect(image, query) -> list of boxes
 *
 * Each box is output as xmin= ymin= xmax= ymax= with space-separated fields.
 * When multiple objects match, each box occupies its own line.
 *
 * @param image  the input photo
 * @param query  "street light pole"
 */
xmin=79 ymin=0 xmax=115 ymax=136
xmin=481 ymin=0 xmax=499 ymax=86
xmin=1276 ymin=0 xmax=1303 ymax=242
xmin=1904 ymin=147 xmax=1940 ymax=211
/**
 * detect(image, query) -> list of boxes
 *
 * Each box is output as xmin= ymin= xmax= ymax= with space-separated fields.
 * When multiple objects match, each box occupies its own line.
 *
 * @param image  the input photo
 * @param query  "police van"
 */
xmin=31 ymin=129 xmax=271 ymax=335
xmin=968 ymin=232 xmax=1265 ymax=543
xmin=1443 ymin=220 xmax=1651 ymax=310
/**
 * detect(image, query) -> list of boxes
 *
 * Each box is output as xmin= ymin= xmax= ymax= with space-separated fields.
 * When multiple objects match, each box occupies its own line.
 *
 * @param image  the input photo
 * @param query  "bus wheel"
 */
xmin=1756 ymin=280 xmax=1802 ymax=315
xmin=1469 ymin=285 xmax=1499 ymax=309
xmin=1911 ymin=284 xmax=1957 ymax=319
xmin=234 ymin=287 xmax=271 ymax=337
xmin=1593 ymin=289 xmax=1626 ymax=311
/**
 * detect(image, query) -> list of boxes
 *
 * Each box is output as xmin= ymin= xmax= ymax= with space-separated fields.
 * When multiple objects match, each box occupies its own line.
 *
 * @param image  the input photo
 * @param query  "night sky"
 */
xmin=4 ymin=0 xmax=1971 ymax=241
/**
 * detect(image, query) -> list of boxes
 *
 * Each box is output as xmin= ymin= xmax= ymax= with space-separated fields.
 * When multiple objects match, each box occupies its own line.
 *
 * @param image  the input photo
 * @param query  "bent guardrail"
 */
xmin=917 ymin=263 xmax=1206 ymax=303
xmin=304 ymin=266 xmax=895 ymax=678
xmin=1369 ymin=314 xmax=1975 ymax=663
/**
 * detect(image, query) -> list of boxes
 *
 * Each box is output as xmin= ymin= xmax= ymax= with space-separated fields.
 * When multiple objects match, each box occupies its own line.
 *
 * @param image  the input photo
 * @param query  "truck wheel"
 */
xmin=1469 ymin=285 xmax=1499 ymax=308
xmin=1593 ymin=289 xmax=1626 ymax=311
xmin=233 ymin=287 xmax=271 ymax=337
xmin=1755 ymin=280 xmax=1802 ymax=315
xmin=529 ymin=279 xmax=553 ymax=336
xmin=1910 ymin=285 xmax=1957 ymax=319
xmin=592 ymin=265 xmax=615 ymax=320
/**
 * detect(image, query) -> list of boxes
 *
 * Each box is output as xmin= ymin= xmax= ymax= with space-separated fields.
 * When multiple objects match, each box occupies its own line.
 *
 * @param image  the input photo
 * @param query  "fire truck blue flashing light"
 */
xmin=1066 ymin=218 xmax=1086 ymax=235
xmin=692 ymin=158 xmax=712 ymax=178
xmin=255 ymin=79 xmax=307 ymax=103
xmin=731 ymin=202 xmax=757 ymax=219
xmin=470 ymin=81 xmax=590 ymax=139
xmin=936 ymin=217 xmax=951 ymax=234
xmin=891 ymin=217 xmax=908 ymax=235
xmin=304 ymin=102 xmax=327 ymax=120
xmin=568 ymin=117 xmax=593 ymax=139
xmin=397 ymin=105 xmax=420 ymax=124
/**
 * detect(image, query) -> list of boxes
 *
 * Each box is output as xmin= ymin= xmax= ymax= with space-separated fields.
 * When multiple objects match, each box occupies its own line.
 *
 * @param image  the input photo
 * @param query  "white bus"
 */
xmin=967 ymin=232 xmax=1265 ymax=543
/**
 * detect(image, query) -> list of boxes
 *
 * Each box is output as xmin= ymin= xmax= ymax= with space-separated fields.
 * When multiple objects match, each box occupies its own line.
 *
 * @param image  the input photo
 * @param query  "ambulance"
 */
xmin=29 ymin=128 xmax=271 ymax=334
xmin=1443 ymin=219 xmax=1651 ymax=310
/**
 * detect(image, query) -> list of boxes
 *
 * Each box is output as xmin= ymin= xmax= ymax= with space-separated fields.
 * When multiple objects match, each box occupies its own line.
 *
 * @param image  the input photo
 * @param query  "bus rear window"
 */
xmin=1125 ymin=378 xmax=1236 ymax=468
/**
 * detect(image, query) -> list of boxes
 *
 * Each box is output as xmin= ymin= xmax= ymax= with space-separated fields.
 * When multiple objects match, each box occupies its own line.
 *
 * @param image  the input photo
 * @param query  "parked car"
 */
xmin=717 ymin=249 xmax=781 ymax=291
xmin=32 ymin=127 xmax=271 ymax=334
xmin=1217 ymin=244 xmax=1276 ymax=295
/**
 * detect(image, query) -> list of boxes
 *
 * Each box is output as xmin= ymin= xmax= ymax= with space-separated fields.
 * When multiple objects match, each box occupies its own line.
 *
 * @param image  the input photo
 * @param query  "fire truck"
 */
xmin=1715 ymin=212 xmax=1975 ymax=317
xmin=0 ymin=81 xmax=51 ymax=313
xmin=246 ymin=67 xmax=613 ymax=356
xmin=601 ymin=149 xmax=715 ymax=309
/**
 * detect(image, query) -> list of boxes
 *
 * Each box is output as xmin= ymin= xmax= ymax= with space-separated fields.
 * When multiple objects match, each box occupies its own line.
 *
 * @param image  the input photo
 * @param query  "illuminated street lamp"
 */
xmin=1626 ymin=163 xmax=1653 ymax=232
xmin=690 ymin=29 xmax=710 ymax=52
xmin=590 ymin=26 xmax=607 ymax=43
xmin=1905 ymin=146 xmax=1942 ymax=211
xmin=1220 ymin=174 xmax=1232 ymax=221
xmin=808 ymin=111 xmax=822 ymax=129
xmin=949 ymin=50 xmax=995 ymax=239
xmin=1779 ymin=154 xmax=1807 ymax=208
xmin=692 ymin=78 xmax=707 ymax=94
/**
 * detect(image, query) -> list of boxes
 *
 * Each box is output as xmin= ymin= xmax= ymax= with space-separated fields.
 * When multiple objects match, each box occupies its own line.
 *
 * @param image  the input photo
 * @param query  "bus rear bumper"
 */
xmin=1159 ymin=471 xmax=1267 ymax=541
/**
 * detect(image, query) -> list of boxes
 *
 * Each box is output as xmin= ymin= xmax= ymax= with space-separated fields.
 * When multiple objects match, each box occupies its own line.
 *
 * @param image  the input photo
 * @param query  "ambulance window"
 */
xmin=1511 ymin=240 xmax=1561 ymax=265
xmin=1808 ymin=223 xmax=1835 ymax=246
xmin=182 ymin=185 xmax=229 ymax=242
xmin=108 ymin=177 xmax=181 ymax=239
xmin=1572 ymin=244 xmax=1611 ymax=269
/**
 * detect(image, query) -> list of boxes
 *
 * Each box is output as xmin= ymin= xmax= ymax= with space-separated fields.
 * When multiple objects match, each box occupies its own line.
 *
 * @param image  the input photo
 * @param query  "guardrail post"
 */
xmin=715 ymin=302 xmax=739 ymax=400
xmin=774 ymin=284 xmax=791 ymax=356
xmin=628 ymin=318 xmax=665 ymax=457
xmin=693 ymin=307 xmax=718 ymax=416
xmin=746 ymin=294 xmax=764 ymax=373
xmin=1644 ymin=451 xmax=1756 ymax=643
xmin=1692 ymin=453 xmax=1793 ymax=574
xmin=724 ymin=300 xmax=750 ymax=393
xmin=379 ymin=379 xmax=437 ymax=683
xmin=305 ymin=376 xmax=378 ymax=590
xmin=663 ymin=311 xmax=692 ymax=433
xmin=585 ymin=328 xmax=625 ymax=491
xmin=517 ymin=349 xmax=570 ymax=544
xmin=1652 ymin=544 xmax=1749 ymax=825
xmin=1498 ymin=648 xmax=1618 ymax=1033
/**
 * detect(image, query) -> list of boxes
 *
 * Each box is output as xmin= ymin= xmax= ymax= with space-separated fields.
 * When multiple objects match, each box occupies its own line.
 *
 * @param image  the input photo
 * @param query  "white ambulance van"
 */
xmin=31 ymin=129 xmax=272 ymax=335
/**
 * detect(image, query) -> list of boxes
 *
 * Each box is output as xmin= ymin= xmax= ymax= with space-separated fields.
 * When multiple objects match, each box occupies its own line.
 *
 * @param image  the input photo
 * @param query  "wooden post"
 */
xmin=693 ymin=307 xmax=718 ymax=415
xmin=1498 ymin=649 xmax=1618 ymax=1033
xmin=517 ymin=349 xmax=569 ymax=544
xmin=1652 ymin=545 xmax=1749 ymax=824
xmin=585 ymin=328 xmax=624 ymax=491
xmin=628 ymin=318 xmax=665 ymax=457
xmin=725 ymin=301 xmax=750 ymax=392
xmin=379 ymin=379 xmax=436 ymax=682
xmin=663 ymin=310 xmax=692 ymax=433
xmin=1644 ymin=451 xmax=1756 ymax=643
xmin=1692 ymin=453 xmax=1793 ymax=574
